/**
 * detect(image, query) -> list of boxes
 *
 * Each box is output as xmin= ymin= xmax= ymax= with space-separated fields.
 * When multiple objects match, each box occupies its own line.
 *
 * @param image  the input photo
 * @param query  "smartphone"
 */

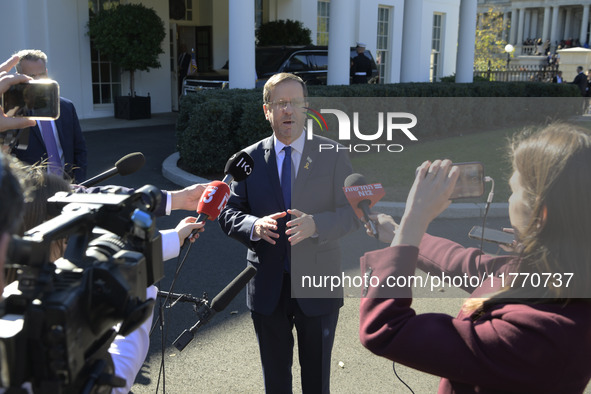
xmin=449 ymin=162 xmax=484 ymax=199
xmin=1 ymin=79 xmax=60 ymax=120
xmin=468 ymin=225 xmax=515 ymax=246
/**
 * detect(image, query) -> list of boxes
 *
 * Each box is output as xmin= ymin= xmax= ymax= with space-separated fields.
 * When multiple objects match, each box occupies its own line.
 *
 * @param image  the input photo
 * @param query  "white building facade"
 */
xmin=1 ymin=0 xmax=477 ymax=119
xmin=478 ymin=0 xmax=591 ymax=55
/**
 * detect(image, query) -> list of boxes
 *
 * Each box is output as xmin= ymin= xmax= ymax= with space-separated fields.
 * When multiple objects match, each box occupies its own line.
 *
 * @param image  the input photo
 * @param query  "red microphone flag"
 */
xmin=342 ymin=183 xmax=385 ymax=219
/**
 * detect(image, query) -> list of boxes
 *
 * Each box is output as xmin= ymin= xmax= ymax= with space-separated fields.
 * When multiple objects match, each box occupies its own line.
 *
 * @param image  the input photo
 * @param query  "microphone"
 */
xmin=343 ymin=173 xmax=386 ymax=239
xmin=222 ymin=150 xmax=254 ymax=184
xmin=195 ymin=181 xmax=231 ymax=223
xmin=79 ymin=152 xmax=145 ymax=187
xmin=185 ymin=151 xmax=254 ymax=244
xmin=172 ymin=265 xmax=257 ymax=351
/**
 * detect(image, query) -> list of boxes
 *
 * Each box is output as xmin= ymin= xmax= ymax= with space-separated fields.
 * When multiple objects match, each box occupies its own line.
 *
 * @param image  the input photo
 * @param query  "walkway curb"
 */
xmin=162 ymin=152 xmax=509 ymax=219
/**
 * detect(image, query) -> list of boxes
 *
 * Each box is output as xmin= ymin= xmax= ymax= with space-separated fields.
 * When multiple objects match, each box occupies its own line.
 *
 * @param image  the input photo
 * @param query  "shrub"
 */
xmin=256 ymin=20 xmax=312 ymax=46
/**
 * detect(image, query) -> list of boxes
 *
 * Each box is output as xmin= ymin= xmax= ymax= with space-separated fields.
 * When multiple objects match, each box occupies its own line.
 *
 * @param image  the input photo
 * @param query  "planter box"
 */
xmin=114 ymin=95 xmax=151 ymax=120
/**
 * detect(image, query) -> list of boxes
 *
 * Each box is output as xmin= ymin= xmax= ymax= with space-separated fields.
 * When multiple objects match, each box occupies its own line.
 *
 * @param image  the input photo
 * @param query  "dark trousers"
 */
xmin=251 ymin=274 xmax=339 ymax=394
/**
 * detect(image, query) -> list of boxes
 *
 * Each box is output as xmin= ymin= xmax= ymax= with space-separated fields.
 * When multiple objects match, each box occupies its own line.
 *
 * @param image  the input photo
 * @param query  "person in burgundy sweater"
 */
xmin=359 ymin=123 xmax=591 ymax=393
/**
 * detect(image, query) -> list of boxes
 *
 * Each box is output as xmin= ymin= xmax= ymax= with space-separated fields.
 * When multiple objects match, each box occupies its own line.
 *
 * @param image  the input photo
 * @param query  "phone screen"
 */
xmin=468 ymin=225 xmax=514 ymax=246
xmin=2 ymin=80 xmax=60 ymax=120
xmin=450 ymin=162 xmax=484 ymax=199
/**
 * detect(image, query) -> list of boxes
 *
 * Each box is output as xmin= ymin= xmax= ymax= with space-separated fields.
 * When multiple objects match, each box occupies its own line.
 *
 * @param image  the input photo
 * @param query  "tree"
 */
xmin=87 ymin=3 xmax=166 ymax=97
xmin=256 ymin=20 xmax=312 ymax=46
xmin=474 ymin=7 xmax=510 ymax=70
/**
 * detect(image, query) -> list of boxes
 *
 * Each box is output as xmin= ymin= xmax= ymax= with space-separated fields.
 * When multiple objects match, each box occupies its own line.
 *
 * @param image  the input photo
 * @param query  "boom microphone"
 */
xmin=172 ymin=265 xmax=257 ymax=351
xmin=79 ymin=152 xmax=145 ymax=187
xmin=343 ymin=173 xmax=386 ymax=239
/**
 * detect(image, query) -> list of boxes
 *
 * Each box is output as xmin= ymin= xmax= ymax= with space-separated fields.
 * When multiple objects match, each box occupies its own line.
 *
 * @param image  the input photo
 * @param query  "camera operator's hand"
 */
xmin=176 ymin=217 xmax=205 ymax=244
xmin=393 ymin=160 xmax=459 ymax=247
xmin=0 ymin=55 xmax=36 ymax=132
xmin=365 ymin=213 xmax=398 ymax=244
xmin=170 ymin=183 xmax=207 ymax=212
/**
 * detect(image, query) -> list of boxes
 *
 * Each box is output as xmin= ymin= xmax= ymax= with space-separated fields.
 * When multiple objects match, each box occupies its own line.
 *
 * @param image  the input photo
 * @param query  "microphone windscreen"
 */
xmin=224 ymin=151 xmax=254 ymax=182
xmin=344 ymin=173 xmax=366 ymax=187
xmin=211 ymin=265 xmax=257 ymax=312
xmin=196 ymin=181 xmax=231 ymax=220
xmin=115 ymin=152 xmax=145 ymax=176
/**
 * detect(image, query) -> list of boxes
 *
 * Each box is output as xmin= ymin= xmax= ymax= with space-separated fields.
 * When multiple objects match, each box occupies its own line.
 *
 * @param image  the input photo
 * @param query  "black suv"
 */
xmin=182 ymin=45 xmax=379 ymax=93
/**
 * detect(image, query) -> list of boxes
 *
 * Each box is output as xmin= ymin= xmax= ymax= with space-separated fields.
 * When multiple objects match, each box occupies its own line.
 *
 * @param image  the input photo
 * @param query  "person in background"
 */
xmin=552 ymin=70 xmax=563 ymax=83
xmin=570 ymin=66 xmax=588 ymax=97
xmin=359 ymin=123 xmax=591 ymax=393
xmin=12 ymin=49 xmax=88 ymax=183
xmin=350 ymin=42 xmax=373 ymax=84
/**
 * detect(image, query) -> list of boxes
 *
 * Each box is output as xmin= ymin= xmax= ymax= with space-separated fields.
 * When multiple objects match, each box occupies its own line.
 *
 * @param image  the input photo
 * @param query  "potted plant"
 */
xmin=87 ymin=3 xmax=166 ymax=119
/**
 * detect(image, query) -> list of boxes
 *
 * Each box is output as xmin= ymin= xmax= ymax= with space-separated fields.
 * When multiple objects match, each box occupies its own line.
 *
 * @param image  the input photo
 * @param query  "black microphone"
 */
xmin=344 ymin=173 xmax=379 ymax=239
xmin=79 ymin=152 xmax=145 ymax=187
xmin=172 ymin=265 xmax=257 ymax=351
xmin=222 ymin=151 xmax=254 ymax=184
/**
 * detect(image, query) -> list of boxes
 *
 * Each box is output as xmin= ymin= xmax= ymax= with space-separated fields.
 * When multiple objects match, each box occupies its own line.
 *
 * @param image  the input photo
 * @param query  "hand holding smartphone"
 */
xmin=1 ymin=79 xmax=60 ymax=120
xmin=449 ymin=162 xmax=485 ymax=199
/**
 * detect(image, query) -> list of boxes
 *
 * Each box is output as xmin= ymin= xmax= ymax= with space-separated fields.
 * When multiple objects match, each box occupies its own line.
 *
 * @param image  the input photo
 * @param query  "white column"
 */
xmin=401 ymin=0 xmax=424 ymax=82
xmin=228 ymin=0 xmax=255 ymax=89
xmin=581 ymin=5 xmax=590 ymax=44
xmin=510 ymin=9 xmax=518 ymax=44
xmin=517 ymin=8 xmax=525 ymax=44
xmin=550 ymin=6 xmax=560 ymax=50
xmin=531 ymin=10 xmax=539 ymax=39
xmin=564 ymin=7 xmax=573 ymax=40
xmin=524 ymin=10 xmax=531 ymax=40
xmin=456 ymin=0 xmax=477 ymax=83
xmin=542 ymin=6 xmax=551 ymax=41
xmin=327 ymin=0 xmax=354 ymax=85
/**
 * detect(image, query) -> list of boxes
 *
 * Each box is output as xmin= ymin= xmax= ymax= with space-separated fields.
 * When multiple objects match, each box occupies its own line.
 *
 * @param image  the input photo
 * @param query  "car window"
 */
xmin=285 ymin=54 xmax=309 ymax=72
xmin=256 ymin=48 xmax=290 ymax=76
xmin=310 ymin=54 xmax=328 ymax=70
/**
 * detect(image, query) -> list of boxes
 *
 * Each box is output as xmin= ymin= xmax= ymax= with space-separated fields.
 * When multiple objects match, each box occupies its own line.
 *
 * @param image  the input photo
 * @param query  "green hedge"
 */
xmin=176 ymin=82 xmax=582 ymax=176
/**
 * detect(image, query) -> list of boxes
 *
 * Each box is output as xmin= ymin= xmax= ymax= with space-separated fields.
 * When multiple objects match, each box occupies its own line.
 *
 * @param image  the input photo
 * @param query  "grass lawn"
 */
xmin=350 ymin=127 xmax=521 ymax=203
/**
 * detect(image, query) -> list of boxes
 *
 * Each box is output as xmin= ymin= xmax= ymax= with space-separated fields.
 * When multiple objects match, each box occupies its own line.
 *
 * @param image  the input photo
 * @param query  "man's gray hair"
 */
xmin=14 ymin=49 xmax=48 ymax=73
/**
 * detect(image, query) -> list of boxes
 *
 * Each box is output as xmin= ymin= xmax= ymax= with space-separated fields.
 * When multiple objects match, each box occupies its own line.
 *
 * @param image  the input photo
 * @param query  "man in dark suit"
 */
xmin=571 ymin=66 xmax=589 ymax=97
xmin=552 ymin=70 xmax=563 ymax=83
xmin=12 ymin=49 xmax=87 ymax=183
xmin=218 ymin=73 xmax=359 ymax=393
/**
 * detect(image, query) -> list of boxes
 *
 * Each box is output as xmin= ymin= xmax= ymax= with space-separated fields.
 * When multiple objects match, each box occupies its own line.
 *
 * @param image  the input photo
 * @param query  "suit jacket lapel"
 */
xmin=292 ymin=137 xmax=316 ymax=204
xmin=30 ymin=123 xmax=45 ymax=151
xmin=263 ymin=136 xmax=286 ymax=211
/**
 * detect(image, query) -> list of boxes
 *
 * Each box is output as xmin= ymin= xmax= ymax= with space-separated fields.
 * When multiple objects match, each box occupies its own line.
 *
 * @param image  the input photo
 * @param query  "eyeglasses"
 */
xmin=266 ymin=99 xmax=306 ymax=110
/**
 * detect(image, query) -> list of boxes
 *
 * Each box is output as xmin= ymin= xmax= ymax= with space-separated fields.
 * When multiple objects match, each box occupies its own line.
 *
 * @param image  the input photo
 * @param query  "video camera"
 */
xmin=0 ymin=185 xmax=164 ymax=393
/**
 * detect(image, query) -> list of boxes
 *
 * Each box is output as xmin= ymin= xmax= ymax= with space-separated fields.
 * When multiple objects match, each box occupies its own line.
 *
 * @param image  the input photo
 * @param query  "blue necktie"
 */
xmin=281 ymin=146 xmax=292 ymax=272
xmin=281 ymin=146 xmax=292 ymax=210
xmin=39 ymin=121 xmax=62 ymax=176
